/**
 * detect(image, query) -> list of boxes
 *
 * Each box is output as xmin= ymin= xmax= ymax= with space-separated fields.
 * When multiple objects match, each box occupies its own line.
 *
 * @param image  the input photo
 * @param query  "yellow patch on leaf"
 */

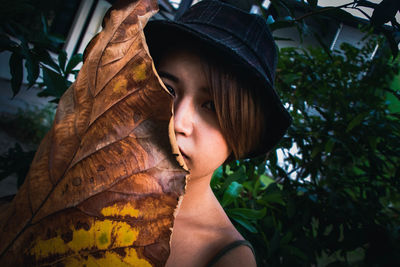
xmin=132 ymin=61 xmax=147 ymax=82
xmin=64 ymin=247 xmax=151 ymax=267
xmin=29 ymin=219 xmax=139 ymax=261
xmin=101 ymin=202 xmax=140 ymax=218
xmin=113 ymin=78 xmax=128 ymax=94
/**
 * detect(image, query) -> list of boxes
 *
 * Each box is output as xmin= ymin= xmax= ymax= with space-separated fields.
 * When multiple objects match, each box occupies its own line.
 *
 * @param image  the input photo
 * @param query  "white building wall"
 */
xmin=330 ymin=24 xmax=368 ymax=51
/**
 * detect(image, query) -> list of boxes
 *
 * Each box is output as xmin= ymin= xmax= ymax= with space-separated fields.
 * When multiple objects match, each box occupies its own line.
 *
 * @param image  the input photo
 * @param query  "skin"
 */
xmin=157 ymin=49 xmax=257 ymax=267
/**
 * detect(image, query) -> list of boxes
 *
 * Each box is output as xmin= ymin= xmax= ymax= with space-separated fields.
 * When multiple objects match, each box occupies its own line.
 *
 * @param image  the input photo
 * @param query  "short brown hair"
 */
xmin=203 ymin=56 xmax=268 ymax=159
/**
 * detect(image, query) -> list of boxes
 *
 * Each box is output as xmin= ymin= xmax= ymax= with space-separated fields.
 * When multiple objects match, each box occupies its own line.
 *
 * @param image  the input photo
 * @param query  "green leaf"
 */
xmin=226 ymin=208 xmax=266 ymax=220
xmin=371 ymin=0 xmax=399 ymax=27
xmin=18 ymin=35 xmax=30 ymax=58
xmin=41 ymin=14 xmax=48 ymax=34
xmin=313 ymin=32 xmax=332 ymax=59
xmin=280 ymin=231 xmax=293 ymax=245
xmin=260 ymin=192 xmax=285 ymax=205
xmin=47 ymin=34 xmax=65 ymax=45
xmin=287 ymin=198 xmax=298 ymax=218
xmin=58 ymin=51 xmax=67 ymax=73
xmin=346 ymin=112 xmax=368 ymax=132
xmin=210 ymin=166 xmax=223 ymax=188
xmin=221 ymin=165 xmax=246 ymax=190
xmin=25 ymin=55 xmax=39 ymax=88
xmin=242 ymin=180 xmax=253 ymax=192
xmin=65 ymin=53 xmax=83 ymax=74
xmin=19 ymin=39 xmax=39 ymax=86
xmin=268 ymin=230 xmax=281 ymax=256
xmin=9 ymin=52 xmax=23 ymax=96
xmin=221 ymin=181 xmax=243 ymax=207
xmin=260 ymin=174 xmax=275 ymax=189
xmin=0 ymin=143 xmax=36 ymax=187
xmin=311 ymin=145 xmax=321 ymax=158
xmin=325 ymin=138 xmax=335 ymax=153
xmin=230 ymin=217 xmax=258 ymax=233
xmin=266 ymin=181 xmax=283 ymax=193
xmin=367 ymin=136 xmax=378 ymax=150
xmin=381 ymin=29 xmax=399 ymax=60
xmin=32 ymin=46 xmax=59 ymax=71
xmin=0 ymin=34 xmax=18 ymax=52
xmin=282 ymin=73 xmax=299 ymax=84
xmin=39 ymin=66 xmax=68 ymax=100
xmin=286 ymin=245 xmax=308 ymax=261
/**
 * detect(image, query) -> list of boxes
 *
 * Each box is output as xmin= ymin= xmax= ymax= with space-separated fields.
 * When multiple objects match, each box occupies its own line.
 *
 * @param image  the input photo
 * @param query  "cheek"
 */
xmin=204 ymin=115 xmax=230 ymax=154
xmin=190 ymin=125 xmax=230 ymax=177
xmin=207 ymin=131 xmax=230 ymax=160
xmin=198 ymin=115 xmax=231 ymax=161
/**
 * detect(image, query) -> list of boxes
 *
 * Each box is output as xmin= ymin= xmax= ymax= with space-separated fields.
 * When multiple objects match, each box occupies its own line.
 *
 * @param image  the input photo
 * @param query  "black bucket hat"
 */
xmin=144 ymin=0 xmax=292 ymax=156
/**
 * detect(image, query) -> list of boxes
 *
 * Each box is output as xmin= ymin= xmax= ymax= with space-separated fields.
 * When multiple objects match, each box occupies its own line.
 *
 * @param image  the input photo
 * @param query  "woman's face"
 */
xmin=157 ymin=49 xmax=231 ymax=180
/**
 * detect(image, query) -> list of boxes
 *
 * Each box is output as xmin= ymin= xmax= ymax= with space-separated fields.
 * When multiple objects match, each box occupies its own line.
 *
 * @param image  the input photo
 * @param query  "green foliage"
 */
xmin=0 ymin=0 xmax=82 ymax=100
xmin=37 ymin=52 xmax=82 ymax=102
xmin=264 ymin=0 xmax=400 ymax=58
xmin=0 ymin=143 xmax=36 ymax=188
xmin=0 ymin=105 xmax=55 ymax=144
xmin=212 ymin=38 xmax=400 ymax=266
xmin=0 ymin=105 xmax=55 ymax=187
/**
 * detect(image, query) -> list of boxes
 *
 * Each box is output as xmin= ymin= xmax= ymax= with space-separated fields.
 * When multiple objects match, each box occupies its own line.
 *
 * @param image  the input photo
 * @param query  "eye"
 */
xmin=165 ymin=84 xmax=176 ymax=97
xmin=202 ymin=100 xmax=215 ymax=111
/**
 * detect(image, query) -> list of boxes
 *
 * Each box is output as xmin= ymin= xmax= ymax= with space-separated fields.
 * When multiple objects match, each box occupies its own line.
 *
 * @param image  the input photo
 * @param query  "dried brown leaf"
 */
xmin=0 ymin=0 xmax=187 ymax=266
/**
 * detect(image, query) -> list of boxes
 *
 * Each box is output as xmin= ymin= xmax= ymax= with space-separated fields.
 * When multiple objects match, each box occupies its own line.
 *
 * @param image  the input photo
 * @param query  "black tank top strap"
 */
xmin=206 ymin=240 xmax=255 ymax=266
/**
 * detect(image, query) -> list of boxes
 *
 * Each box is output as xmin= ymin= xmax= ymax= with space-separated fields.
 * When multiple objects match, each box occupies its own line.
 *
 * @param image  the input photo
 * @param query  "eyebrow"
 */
xmin=158 ymin=71 xmax=179 ymax=83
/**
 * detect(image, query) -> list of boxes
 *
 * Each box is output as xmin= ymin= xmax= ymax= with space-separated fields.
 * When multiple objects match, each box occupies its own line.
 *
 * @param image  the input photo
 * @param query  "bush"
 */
xmin=212 ymin=38 xmax=400 ymax=266
xmin=0 ymin=105 xmax=55 ymax=187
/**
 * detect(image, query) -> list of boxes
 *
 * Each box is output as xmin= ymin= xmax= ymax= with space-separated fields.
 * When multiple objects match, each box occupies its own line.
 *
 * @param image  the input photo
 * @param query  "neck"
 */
xmin=176 ymin=173 xmax=214 ymax=219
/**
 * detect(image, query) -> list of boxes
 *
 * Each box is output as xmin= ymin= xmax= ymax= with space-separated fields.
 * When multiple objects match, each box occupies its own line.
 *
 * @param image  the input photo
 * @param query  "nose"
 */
xmin=174 ymin=97 xmax=194 ymax=137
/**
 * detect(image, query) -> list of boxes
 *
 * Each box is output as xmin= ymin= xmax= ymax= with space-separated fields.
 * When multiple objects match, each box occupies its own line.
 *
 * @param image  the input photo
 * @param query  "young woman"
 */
xmin=144 ymin=1 xmax=291 ymax=266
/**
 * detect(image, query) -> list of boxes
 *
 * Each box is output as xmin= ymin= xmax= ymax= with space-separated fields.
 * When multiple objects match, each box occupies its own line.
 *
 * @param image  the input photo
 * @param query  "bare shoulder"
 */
xmin=206 ymin=199 xmax=257 ymax=266
xmin=167 ymin=191 xmax=256 ymax=266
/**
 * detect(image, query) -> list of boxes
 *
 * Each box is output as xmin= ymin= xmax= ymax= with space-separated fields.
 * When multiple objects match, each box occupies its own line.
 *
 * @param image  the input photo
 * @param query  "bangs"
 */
xmin=202 ymin=56 xmax=267 ymax=159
